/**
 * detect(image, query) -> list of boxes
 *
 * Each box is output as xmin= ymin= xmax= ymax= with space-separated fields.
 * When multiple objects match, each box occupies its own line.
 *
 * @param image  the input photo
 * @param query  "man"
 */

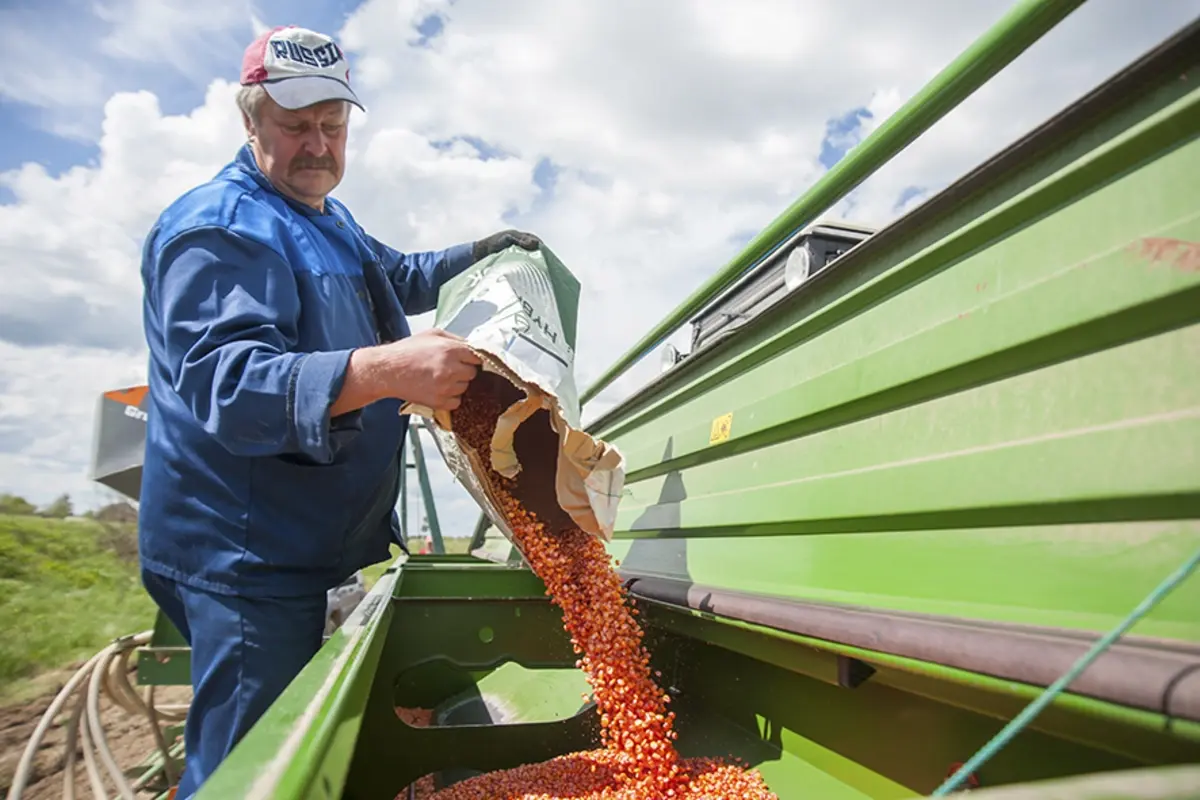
xmin=137 ymin=25 xmax=540 ymax=798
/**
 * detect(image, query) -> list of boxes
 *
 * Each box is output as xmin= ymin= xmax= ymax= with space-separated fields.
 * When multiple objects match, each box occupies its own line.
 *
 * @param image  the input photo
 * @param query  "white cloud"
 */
xmin=344 ymin=130 xmax=539 ymax=249
xmin=0 ymin=8 xmax=108 ymax=116
xmin=0 ymin=342 xmax=146 ymax=511
xmin=250 ymin=13 xmax=271 ymax=37
xmin=0 ymin=82 xmax=249 ymax=355
xmin=0 ymin=0 xmax=1198 ymax=546
xmin=94 ymin=0 xmax=255 ymax=77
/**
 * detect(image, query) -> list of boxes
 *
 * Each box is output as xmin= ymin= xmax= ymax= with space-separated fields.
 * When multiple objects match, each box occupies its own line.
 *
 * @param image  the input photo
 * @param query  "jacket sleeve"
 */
xmin=361 ymin=232 xmax=476 ymax=315
xmin=148 ymin=227 xmax=356 ymax=462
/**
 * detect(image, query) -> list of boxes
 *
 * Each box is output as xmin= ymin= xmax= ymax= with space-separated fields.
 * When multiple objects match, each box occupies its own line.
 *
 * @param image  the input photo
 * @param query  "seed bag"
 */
xmin=400 ymin=244 xmax=625 ymax=546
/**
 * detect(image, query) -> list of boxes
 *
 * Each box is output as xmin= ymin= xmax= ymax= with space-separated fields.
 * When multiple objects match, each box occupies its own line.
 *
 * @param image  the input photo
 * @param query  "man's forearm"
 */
xmin=329 ymin=347 xmax=394 ymax=417
xmin=328 ymin=329 xmax=480 ymax=419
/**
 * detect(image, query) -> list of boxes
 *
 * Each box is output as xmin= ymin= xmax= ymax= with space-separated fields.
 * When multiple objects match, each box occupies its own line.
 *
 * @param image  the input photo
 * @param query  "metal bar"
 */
xmin=941 ymin=765 xmax=1200 ymax=800
xmin=621 ymin=575 xmax=1200 ymax=722
xmin=398 ymin=437 xmax=409 ymax=546
xmin=407 ymin=420 xmax=445 ymax=554
xmin=579 ymin=0 xmax=1089 ymax=407
xmin=467 ymin=511 xmax=490 ymax=552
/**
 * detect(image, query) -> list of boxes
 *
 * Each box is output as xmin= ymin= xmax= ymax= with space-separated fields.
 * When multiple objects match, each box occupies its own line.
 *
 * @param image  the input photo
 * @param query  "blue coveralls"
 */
xmin=137 ymin=143 xmax=475 ymax=798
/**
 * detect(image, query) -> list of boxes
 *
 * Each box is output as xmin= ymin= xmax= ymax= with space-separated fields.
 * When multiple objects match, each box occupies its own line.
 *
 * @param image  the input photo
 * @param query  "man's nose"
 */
xmin=299 ymin=127 xmax=332 ymax=156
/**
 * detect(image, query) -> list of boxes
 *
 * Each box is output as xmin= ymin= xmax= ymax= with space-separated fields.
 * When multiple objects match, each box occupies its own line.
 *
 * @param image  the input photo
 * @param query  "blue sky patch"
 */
xmin=0 ymin=104 xmax=101 ymax=183
xmin=431 ymin=135 xmax=510 ymax=161
xmin=533 ymin=158 xmax=560 ymax=193
xmin=818 ymin=106 xmax=873 ymax=170
xmin=529 ymin=157 xmax=561 ymax=213
xmin=413 ymin=13 xmax=446 ymax=47
xmin=895 ymin=185 xmax=927 ymax=212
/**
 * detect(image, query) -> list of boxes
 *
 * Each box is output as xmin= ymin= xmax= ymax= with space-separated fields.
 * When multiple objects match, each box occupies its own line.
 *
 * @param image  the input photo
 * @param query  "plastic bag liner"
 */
xmin=399 ymin=244 xmax=625 ymax=544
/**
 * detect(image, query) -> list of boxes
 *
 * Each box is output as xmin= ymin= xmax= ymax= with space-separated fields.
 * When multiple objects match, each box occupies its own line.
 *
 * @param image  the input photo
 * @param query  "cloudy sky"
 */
xmin=1 ymin=0 xmax=1197 ymax=537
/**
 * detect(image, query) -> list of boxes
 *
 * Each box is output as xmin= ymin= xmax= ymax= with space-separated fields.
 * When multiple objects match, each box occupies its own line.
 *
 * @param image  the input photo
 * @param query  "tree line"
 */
xmin=0 ymin=492 xmax=138 ymax=522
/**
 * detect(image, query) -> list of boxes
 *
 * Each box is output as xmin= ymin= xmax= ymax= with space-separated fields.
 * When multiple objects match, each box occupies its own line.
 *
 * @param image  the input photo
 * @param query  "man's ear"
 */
xmin=242 ymin=113 xmax=256 ymax=141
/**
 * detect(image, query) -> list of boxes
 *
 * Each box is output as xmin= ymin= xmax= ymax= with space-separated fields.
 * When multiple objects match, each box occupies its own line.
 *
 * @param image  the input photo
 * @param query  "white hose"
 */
xmin=76 ymin=702 xmax=109 ymax=799
xmin=60 ymin=692 xmax=83 ymax=800
xmin=5 ymin=630 xmax=189 ymax=800
xmin=5 ymin=650 xmax=104 ymax=800
xmin=86 ymin=640 xmax=136 ymax=800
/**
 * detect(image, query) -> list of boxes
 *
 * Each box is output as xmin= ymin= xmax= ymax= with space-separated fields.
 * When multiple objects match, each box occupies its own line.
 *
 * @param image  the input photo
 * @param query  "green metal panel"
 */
xmin=136 ymin=608 xmax=190 ymax=686
xmin=198 ymin=558 xmax=1198 ymax=799
xmin=433 ymin=661 xmax=592 ymax=726
xmin=645 ymin=625 xmax=1145 ymax=796
xmin=409 ymin=420 xmax=445 ymax=553
xmin=399 ymin=431 xmax=409 ymax=543
xmin=193 ymin=563 xmax=400 ymax=800
xmin=345 ymin=560 xmax=598 ymax=798
xmin=636 ymin=601 xmax=1200 ymax=765
xmin=952 ymin=764 xmax=1200 ymax=799
xmin=591 ymin=28 xmax=1200 ymax=647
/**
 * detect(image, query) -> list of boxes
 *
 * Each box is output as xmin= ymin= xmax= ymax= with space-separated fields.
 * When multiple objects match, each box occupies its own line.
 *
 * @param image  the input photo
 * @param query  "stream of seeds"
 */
xmin=424 ymin=384 xmax=776 ymax=800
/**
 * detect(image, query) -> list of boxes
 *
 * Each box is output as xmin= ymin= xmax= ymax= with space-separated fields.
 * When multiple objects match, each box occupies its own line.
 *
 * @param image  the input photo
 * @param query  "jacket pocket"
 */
xmin=337 ymin=449 xmax=401 ymax=572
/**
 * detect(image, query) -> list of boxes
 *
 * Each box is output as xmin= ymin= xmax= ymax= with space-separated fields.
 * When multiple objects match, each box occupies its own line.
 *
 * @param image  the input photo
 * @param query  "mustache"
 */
xmin=289 ymin=156 xmax=336 ymax=174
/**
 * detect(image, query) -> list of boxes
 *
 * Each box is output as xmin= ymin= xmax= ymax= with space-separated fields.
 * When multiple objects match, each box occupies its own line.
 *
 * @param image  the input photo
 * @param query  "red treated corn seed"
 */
xmin=404 ymin=384 xmax=777 ymax=800
xmin=395 ymin=708 xmax=437 ymax=798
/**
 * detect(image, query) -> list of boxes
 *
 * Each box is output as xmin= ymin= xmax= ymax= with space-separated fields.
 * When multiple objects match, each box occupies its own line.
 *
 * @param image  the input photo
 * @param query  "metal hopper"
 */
xmin=88 ymin=384 xmax=149 ymax=503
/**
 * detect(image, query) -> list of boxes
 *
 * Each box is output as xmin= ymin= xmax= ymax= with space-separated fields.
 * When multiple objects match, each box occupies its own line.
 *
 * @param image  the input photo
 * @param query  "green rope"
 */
xmin=932 ymin=544 xmax=1200 ymax=796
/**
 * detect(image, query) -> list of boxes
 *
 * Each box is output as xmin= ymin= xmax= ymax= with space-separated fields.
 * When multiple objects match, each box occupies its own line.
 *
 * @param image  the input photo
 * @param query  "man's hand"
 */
xmin=473 ymin=229 xmax=541 ymax=262
xmin=383 ymin=329 xmax=482 ymax=410
xmin=330 ymin=329 xmax=482 ymax=417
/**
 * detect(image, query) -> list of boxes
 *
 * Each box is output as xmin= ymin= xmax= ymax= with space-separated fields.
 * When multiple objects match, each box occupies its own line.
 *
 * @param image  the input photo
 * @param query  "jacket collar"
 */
xmin=232 ymin=143 xmax=326 ymax=217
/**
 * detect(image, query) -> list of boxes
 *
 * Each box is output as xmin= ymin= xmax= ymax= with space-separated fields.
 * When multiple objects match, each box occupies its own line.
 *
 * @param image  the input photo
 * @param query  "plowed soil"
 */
xmin=0 ymin=665 xmax=190 ymax=800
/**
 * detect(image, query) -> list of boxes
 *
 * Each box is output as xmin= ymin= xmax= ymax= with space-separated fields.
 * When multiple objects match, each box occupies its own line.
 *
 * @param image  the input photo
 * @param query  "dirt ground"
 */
xmin=0 ymin=664 xmax=191 ymax=800
xmin=3 ymin=686 xmax=449 ymax=799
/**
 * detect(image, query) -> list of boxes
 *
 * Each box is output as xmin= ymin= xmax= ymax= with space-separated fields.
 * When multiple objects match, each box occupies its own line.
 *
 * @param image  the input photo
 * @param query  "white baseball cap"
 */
xmin=240 ymin=25 xmax=365 ymax=112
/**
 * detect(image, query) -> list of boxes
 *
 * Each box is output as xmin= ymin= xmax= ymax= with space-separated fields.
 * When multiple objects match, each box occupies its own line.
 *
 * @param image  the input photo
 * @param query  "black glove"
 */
xmin=473 ymin=229 xmax=541 ymax=262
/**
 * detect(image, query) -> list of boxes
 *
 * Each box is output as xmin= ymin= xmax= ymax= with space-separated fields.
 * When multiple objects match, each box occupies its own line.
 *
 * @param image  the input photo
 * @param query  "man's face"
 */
xmin=247 ymin=96 xmax=349 ymax=210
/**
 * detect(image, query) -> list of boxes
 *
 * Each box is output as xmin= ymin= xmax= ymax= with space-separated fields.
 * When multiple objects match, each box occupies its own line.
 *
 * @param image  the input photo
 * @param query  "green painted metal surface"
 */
xmin=196 ymin=562 xmax=399 ymax=800
xmin=648 ymin=628 xmax=1141 ymax=796
xmin=135 ymin=606 xmax=190 ymax=687
xmin=183 ymin=8 xmax=1200 ymax=800
xmin=345 ymin=560 xmax=600 ymax=798
xmin=197 ymin=557 xmax=1199 ymax=800
xmin=590 ymin=28 xmax=1200 ymax=644
xmin=409 ymin=420 xmax=445 ymax=553
xmin=398 ymin=430 xmax=409 ymax=542
xmin=432 ymin=662 xmax=591 ymax=727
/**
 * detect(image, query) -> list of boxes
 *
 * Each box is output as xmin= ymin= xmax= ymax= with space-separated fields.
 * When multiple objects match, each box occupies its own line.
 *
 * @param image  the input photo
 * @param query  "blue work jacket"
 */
xmin=138 ymin=144 xmax=474 ymax=597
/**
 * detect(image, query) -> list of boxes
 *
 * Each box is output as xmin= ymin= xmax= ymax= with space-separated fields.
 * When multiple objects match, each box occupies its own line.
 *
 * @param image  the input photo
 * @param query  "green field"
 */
xmin=0 ymin=513 xmax=476 ymax=703
xmin=0 ymin=514 xmax=156 ymax=702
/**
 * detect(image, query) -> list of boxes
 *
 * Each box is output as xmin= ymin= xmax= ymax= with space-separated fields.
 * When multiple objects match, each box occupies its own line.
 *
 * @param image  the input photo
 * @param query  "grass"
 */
xmin=0 ymin=514 xmax=157 ymax=704
xmin=0 ymin=514 xmax=481 ymax=703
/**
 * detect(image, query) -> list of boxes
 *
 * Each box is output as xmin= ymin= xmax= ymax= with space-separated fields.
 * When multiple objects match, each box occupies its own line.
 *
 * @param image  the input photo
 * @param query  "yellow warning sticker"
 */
xmin=709 ymin=412 xmax=733 ymax=445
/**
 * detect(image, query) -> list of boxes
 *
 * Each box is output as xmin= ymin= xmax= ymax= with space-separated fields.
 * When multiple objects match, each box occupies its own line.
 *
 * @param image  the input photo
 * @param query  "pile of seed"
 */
xmin=426 ymin=382 xmax=776 ymax=800
xmin=395 ymin=708 xmax=436 ymax=799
